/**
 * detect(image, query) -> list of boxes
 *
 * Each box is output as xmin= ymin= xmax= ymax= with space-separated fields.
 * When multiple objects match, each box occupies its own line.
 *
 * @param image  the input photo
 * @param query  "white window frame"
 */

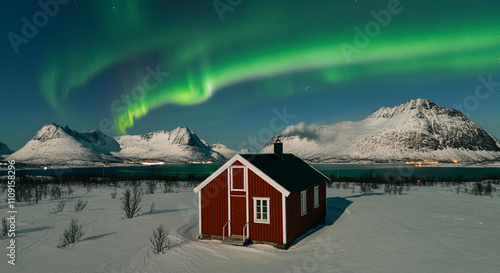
xmin=253 ymin=197 xmax=270 ymax=224
xmin=230 ymin=166 xmax=246 ymax=192
xmin=301 ymin=190 xmax=307 ymax=216
xmin=314 ymin=186 xmax=319 ymax=209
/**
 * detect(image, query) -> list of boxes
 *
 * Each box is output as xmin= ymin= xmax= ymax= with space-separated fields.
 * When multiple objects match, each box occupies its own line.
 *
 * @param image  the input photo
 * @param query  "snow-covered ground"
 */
xmin=1 ymin=183 xmax=499 ymax=273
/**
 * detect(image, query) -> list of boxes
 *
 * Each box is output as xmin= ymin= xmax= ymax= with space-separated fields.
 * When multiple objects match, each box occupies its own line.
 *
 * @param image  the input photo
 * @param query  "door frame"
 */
xmin=228 ymin=165 xmax=249 ymax=237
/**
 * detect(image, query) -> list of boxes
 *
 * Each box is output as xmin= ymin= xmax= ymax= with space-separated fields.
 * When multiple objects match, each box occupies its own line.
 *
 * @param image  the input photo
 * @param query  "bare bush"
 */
xmin=384 ymin=184 xmax=404 ymax=195
xmin=61 ymin=219 xmax=84 ymax=246
xmin=359 ymin=183 xmax=372 ymax=194
xmin=74 ymin=200 xmax=88 ymax=212
xmin=164 ymin=184 xmax=173 ymax=194
xmin=485 ymin=181 xmax=492 ymax=197
xmin=1 ymin=217 xmax=7 ymax=236
xmin=51 ymin=186 xmax=62 ymax=200
xmin=54 ymin=200 xmax=66 ymax=213
xmin=472 ymin=182 xmax=484 ymax=195
xmin=145 ymin=180 xmax=158 ymax=194
xmin=111 ymin=191 xmax=117 ymax=199
xmin=121 ymin=186 xmax=143 ymax=219
xmin=150 ymin=225 xmax=170 ymax=254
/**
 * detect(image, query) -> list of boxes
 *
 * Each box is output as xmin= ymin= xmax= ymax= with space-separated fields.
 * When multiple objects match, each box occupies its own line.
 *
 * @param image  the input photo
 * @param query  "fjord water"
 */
xmin=11 ymin=164 xmax=500 ymax=181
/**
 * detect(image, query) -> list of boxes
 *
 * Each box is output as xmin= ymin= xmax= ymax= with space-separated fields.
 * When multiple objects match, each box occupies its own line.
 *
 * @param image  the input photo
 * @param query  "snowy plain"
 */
xmin=1 ymin=182 xmax=499 ymax=273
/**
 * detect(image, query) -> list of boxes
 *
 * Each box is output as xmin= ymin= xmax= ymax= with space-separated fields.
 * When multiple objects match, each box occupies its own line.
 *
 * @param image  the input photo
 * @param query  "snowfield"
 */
xmin=1 ymin=183 xmax=499 ymax=273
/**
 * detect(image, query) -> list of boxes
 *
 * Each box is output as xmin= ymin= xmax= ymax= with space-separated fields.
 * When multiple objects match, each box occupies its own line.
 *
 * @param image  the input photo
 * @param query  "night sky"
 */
xmin=2 ymin=0 xmax=500 ymax=152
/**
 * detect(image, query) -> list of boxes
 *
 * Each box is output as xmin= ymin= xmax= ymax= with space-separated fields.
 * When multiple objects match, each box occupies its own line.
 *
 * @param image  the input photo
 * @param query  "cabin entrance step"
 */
xmin=221 ymin=235 xmax=251 ymax=246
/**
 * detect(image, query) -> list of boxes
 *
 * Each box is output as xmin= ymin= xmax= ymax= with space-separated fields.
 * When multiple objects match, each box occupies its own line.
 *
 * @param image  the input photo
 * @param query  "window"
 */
xmin=301 ymin=190 xmax=307 ymax=216
xmin=254 ymin=197 xmax=270 ymax=224
xmin=314 ymin=186 xmax=319 ymax=208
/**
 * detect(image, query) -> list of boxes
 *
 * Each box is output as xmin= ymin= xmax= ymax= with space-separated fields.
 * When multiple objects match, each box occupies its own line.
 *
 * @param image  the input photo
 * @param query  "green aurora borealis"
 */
xmin=37 ymin=0 xmax=500 ymax=134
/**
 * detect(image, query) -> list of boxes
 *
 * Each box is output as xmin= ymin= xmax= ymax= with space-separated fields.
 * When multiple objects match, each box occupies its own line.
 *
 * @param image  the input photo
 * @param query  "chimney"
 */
xmin=274 ymin=138 xmax=283 ymax=158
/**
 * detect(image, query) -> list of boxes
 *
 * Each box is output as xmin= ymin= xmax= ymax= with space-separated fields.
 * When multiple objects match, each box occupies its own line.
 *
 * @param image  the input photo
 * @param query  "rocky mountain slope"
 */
xmin=261 ymin=99 xmax=500 ymax=163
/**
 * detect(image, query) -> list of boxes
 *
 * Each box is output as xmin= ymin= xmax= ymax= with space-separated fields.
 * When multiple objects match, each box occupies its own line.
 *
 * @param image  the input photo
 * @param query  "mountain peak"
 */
xmin=367 ymin=99 xmax=456 ymax=119
xmin=0 ymin=142 xmax=14 ymax=156
xmin=263 ymin=99 xmax=500 ymax=163
xmin=171 ymin=126 xmax=191 ymax=134
xmin=34 ymin=123 xmax=74 ymax=142
xmin=406 ymin=98 xmax=434 ymax=105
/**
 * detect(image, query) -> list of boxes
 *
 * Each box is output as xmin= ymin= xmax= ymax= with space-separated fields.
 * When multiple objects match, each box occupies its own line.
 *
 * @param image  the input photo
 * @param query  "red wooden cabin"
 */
xmin=193 ymin=141 xmax=329 ymax=249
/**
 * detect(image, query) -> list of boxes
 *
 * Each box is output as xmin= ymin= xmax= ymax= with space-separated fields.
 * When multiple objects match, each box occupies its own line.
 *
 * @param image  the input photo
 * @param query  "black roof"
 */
xmin=241 ymin=154 xmax=329 ymax=193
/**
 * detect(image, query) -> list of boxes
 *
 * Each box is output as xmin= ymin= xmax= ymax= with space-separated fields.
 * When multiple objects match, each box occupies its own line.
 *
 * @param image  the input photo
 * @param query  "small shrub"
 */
xmin=145 ymin=180 xmax=158 ymax=194
xmin=150 ymin=225 xmax=170 ymax=254
xmin=485 ymin=181 xmax=492 ymax=197
xmin=54 ymin=200 xmax=66 ymax=213
xmin=163 ymin=182 xmax=173 ymax=193
xmin=121 ymin=186 xmax=143 ymax=219
xmin=111 ymin=191 xmax=117 ymax=199
xmin=51 ymin=186 xmax=62 ymax=200
xmin=1 ymin=217 xmax=7 ymax=236
xmin=74 ymin=200 xmax=88 ymax=212
xmin=472 ymin=182 xmax=484 ymax=195
xmin=360 ymin=183 xmax=372 ymax=194
xmin=61 ymin=219 xmax=84 ymax=247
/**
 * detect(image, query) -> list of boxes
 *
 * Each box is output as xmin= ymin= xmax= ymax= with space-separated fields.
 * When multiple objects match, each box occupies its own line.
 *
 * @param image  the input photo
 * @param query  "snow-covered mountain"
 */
xmin=261 ymin=99 xmax=500 ymax=163
xmin=209 ymin=143 xmax=251 ymax=159
xmin=0 ymin=142 xmax=14 ymax=158
xmin=7 ymin=124 xmax=122 ymax=165
xmin=8 ymin=125 xmax=226 ymax=166
xmin=114 ymin=127 xmax=225 ymax=163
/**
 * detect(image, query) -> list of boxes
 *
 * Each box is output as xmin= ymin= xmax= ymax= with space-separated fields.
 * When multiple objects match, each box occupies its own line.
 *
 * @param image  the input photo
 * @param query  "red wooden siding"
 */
xmin=200 ymin=170 xmax=228 ymax=236
xmin=199 ymin=158 xmax=327 ymax=246
xmin=247 ymin=169 xmax=283 ymax=244
xmin=286 ymin=183 xmax=326 ymax=243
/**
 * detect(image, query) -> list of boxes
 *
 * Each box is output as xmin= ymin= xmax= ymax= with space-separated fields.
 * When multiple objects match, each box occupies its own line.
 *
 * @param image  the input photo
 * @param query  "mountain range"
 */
xmin=5 ymin=99 xmax=500 ymax=165
xmin=261 ymin=99 xmax=500 ymax=163
xmin=6 ymin=124 xmax=227 ymax=166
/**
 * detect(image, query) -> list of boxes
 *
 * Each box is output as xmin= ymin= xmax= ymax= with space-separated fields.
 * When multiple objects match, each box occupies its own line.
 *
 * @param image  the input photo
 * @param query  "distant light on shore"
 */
xmin=141 ymin=162 xmax=165 ymax=166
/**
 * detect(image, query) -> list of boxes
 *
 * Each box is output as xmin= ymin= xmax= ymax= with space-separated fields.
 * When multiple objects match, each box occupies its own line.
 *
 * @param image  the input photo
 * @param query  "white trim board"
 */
xmin=282 ymin=192 xmax=287 ymax=244
xmin=194 ymin=154 xmax=291 ymax=197
xmin=230 ymin=166 xmax=247 ymax=192
xmin=198 ymin=191 xmax=202 ymax=235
